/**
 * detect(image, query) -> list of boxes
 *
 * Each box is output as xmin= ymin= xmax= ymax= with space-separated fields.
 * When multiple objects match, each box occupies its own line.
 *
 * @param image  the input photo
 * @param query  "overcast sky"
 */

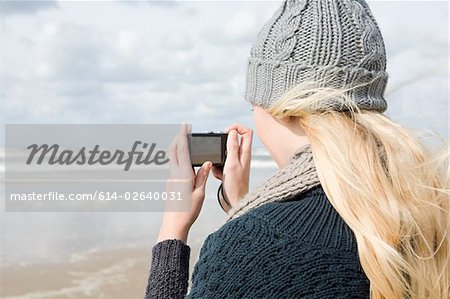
xmin=1 ymin=0 xmax=448 ymax=148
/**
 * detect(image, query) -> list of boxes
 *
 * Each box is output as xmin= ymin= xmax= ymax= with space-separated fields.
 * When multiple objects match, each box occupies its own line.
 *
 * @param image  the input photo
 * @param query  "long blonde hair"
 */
xmin=265 ymin=75 xmax=450 ymax=299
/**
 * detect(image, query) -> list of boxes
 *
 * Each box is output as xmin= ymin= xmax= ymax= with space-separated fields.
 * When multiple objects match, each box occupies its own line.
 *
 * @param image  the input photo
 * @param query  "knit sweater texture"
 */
xmin=145 ymin=185 xmax=370 ymax=298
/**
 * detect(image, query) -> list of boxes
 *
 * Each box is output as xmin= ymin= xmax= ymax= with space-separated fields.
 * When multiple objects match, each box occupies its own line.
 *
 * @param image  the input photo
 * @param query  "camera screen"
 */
xmin=190 ymin=136 xmax=222 ymax=165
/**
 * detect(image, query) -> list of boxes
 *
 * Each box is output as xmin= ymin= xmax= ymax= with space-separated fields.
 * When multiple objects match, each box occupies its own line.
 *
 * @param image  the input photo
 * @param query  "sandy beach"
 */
xmin=1 ymin=245 xmax=202 ymax=299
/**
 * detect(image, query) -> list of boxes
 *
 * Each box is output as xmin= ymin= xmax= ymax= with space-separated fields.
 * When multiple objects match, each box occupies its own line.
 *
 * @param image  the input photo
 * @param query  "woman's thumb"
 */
xmin=194 ymin=161 xmax=212 ymax=191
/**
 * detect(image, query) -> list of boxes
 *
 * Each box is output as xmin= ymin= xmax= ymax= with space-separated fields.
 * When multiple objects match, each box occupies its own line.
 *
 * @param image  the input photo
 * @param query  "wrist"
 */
xmin=157 ymin=226 xmax=189 ymax=244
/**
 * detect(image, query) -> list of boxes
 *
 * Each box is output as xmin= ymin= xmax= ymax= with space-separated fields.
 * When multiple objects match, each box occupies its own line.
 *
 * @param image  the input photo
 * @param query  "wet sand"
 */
xmin=1 ymin=245 xmax=201 ymax=299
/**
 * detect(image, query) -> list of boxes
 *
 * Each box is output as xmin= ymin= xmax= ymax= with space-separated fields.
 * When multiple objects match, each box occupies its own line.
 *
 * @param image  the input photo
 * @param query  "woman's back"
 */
xmin=187 ymin=185 xmax=370 ymax=298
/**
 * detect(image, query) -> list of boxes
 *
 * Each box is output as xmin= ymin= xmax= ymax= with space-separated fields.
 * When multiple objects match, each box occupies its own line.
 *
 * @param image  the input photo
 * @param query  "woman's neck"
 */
xmin=272 ymin=136 xmax=311 ymax=169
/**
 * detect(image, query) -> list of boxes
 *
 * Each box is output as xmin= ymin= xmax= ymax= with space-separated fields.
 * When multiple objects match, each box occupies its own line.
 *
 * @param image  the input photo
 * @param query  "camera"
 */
xmin=187 ymin=132 xmax=228 ymax=167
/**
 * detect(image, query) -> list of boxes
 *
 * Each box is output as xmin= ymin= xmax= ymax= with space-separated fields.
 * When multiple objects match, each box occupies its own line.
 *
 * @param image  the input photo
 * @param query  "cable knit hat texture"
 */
xmin=244 ymin=0 xmax=389 ymax=112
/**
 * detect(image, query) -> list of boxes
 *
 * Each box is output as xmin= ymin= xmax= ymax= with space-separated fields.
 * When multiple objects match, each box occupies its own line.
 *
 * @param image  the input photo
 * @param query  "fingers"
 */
xmin=239 ymin=129 xmax=253 ymax=166
xmin=176 ymin=123 xmax=192 ymax=171
xmin=225 ymin=123 xmax=253 ymax=166
xmin=226 ymin=129 xmax=240 ymax=167
xmin=194 ymin=161 xmax=212 ymax=192
xmin=168 ymin=132 xmax=178 ymax=174
xmin=225 ymin=123 xmax=252 ymax=135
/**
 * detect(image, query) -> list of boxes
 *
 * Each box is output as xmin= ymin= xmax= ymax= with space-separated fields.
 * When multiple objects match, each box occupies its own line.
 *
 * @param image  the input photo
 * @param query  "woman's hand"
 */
xmin=157 ymin=123 xmax=212 ymax=244
xmin=212 ymin=123 xmax=253 ymax=212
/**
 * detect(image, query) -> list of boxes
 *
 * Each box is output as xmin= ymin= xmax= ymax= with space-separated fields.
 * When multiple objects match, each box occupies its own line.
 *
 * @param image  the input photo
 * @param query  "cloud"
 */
xmin=119 ymin=0 xmax=177 ymax=8
xmin=369 ymin=1 xmax=448 ymax=65
xmin=161 ymin=31 xmax=193 ymax=51
xmin=0 ymin=0 xmax=447 ymax=144
xmin=15 ymin=22 xmax=205 ymax=86
xmin=203 ymin=10 xmax=262 ymax=45
xmin=0 ymin=0 xmax=59 ymax=16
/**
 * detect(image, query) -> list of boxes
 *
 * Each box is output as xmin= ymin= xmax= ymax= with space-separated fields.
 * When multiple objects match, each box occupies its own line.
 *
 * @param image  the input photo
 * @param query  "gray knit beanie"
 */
xmin=244 ymin=0 xmax=389 ymax=112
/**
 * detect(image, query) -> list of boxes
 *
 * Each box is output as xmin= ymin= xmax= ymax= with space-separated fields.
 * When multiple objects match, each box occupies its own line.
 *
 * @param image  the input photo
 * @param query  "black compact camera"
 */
xmin=187 ymin=132 xmax=228 ymax=167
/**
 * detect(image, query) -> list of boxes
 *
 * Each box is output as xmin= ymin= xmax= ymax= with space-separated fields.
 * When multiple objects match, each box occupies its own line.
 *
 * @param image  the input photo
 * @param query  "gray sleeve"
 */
xmin=144 ymin=239 xmax=191 ymax=299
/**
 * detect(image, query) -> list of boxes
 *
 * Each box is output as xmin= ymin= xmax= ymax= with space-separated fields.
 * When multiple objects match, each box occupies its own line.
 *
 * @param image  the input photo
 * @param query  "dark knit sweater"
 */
xmin=145 ymin=185 xmax=370 ymax=298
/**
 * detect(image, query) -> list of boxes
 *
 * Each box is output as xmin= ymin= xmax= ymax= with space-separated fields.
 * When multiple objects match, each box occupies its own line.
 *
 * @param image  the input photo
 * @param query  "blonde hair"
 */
xmin=265 ymin=75 xmax=450 ymax=299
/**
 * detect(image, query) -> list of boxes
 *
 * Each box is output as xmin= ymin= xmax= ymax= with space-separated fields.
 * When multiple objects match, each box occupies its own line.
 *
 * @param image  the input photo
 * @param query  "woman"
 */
xmin=145 ymin=0 xmax=449 ymax=298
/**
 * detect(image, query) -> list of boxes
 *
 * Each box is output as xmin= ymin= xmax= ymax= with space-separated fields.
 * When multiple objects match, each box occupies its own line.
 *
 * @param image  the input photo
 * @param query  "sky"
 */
xmin=1 ymin=0 xmax=449 ymax=149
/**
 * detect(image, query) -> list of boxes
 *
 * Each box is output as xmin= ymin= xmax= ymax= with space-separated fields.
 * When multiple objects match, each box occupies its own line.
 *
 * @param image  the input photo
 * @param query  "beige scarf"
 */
xmin=223 ymin=143 xmax=321 ymax=224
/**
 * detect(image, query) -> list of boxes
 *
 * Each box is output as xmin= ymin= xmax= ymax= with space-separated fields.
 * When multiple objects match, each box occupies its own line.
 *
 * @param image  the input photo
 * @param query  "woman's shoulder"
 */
xmin=189 ymin=185 xmax=369 ymax=298
xmin=212 ymin=185 xmax=358 ymax=253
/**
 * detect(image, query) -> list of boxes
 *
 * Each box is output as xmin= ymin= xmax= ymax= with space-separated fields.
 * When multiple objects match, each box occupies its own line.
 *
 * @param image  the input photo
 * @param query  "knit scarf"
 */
xmin=223 ymin=143 xmax=321 ymax=224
